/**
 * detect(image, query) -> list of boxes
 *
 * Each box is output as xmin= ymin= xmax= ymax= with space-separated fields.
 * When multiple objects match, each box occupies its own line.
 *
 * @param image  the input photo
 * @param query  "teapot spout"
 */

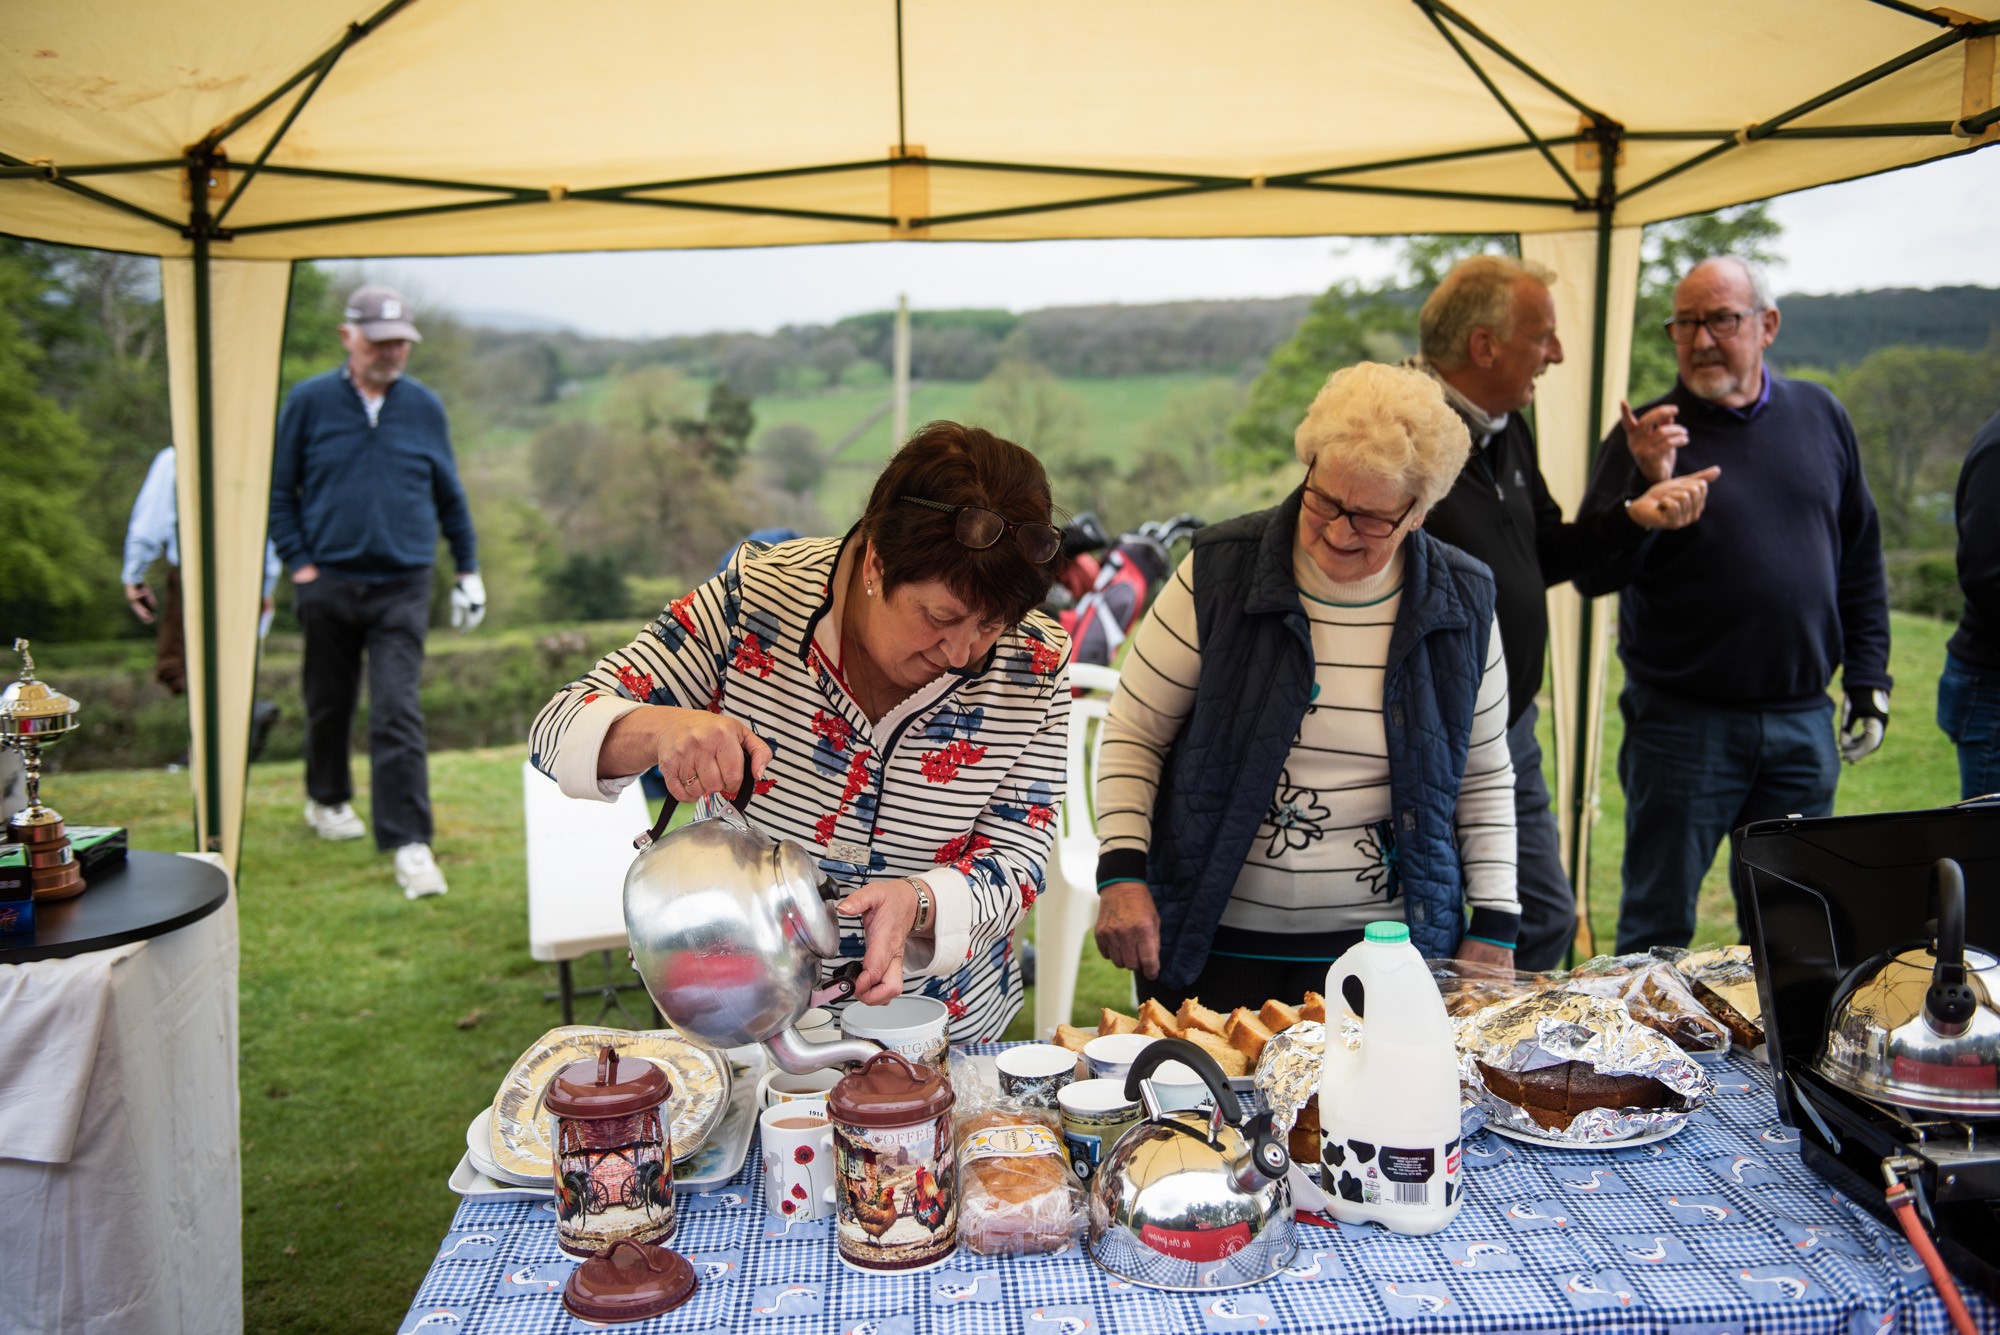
xmin=766 ymin=1025 xmax=882 ymax=1075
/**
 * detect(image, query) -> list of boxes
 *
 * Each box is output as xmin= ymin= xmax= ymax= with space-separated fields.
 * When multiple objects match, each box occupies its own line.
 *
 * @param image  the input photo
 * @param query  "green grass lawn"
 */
xmin=56 ymin=611 xmax=1954 ymax=1329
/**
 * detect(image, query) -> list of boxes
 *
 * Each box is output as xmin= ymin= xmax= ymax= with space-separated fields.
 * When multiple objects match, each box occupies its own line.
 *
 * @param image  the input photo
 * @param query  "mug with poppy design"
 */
xmin=759 ymin=1100 xmax=836 ymax=1221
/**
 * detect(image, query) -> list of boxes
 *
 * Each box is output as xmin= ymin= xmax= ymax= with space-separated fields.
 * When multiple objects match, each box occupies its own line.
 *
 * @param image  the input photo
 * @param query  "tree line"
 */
xmin=3 ymin=214 xmax=1994 ymax=651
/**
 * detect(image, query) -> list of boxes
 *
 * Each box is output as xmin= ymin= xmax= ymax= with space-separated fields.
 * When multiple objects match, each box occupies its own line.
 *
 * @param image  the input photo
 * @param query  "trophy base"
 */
xmin=8 ymin=809 xmax=87 ymax=902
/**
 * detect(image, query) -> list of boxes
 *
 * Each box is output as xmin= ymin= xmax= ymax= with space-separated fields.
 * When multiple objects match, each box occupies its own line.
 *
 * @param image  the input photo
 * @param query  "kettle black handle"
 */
xmin=635 ymin=744 xmax=760 ymax=850
xmin=1123 ymin=1036 xmax=1237 ymax=1116
xmin=1927 ymin=858 xmax=1976 ymax=1028
xmin=1122 ymin=1038 xmax=1287 ymax=1178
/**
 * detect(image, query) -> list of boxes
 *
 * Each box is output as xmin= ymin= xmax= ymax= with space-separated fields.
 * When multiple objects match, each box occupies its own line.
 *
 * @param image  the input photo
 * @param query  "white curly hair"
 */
xmin=1293 ymin=361 xmax=1471 ymax=511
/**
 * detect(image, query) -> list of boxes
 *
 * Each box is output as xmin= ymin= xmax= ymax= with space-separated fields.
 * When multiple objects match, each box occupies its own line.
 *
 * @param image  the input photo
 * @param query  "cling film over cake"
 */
xmin=1252 ymin=1021 xmax=1327 ymax=1145
xmin=1456 ymin=990 xmax=1713 ymax=1144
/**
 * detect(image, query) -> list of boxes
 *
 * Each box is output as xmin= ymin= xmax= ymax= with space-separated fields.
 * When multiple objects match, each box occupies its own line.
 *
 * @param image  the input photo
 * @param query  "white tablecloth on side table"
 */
xmin=0 ymin=853 xmax=241 ymax=1335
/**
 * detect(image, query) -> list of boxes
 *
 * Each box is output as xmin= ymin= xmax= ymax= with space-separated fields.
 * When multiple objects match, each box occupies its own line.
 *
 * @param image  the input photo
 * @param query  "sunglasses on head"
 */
xmin=898 ymin=495 xmax=1062 ymax=564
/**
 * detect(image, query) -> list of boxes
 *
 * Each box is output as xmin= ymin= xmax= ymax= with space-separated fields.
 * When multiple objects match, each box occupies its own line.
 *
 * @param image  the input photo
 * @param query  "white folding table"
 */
xmin=521 ymin=760 xmax=659 ymax=1025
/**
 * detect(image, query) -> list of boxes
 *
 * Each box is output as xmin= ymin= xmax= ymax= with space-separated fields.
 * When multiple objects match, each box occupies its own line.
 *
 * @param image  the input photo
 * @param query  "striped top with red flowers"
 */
xmin=529 ymin=533 xmax=1070 ymax=1043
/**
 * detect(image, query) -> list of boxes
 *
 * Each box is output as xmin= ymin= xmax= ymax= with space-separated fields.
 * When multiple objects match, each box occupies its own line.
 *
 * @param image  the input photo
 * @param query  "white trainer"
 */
xmin=304 ymin=800 xmax=366 ymax=841
xmin=394 ymin=843 xmax=448 ymax=899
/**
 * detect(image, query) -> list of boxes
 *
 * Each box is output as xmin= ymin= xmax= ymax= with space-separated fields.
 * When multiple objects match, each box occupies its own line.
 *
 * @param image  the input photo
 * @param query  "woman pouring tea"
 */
xmin=530 ymin=422 xmax=1069 ymax=1042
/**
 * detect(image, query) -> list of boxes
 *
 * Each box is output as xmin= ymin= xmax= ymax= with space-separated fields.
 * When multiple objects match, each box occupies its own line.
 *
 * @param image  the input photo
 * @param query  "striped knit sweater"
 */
xmin=530 ymin=534 xmax=1070 ymax=1041
xmin=1096 ymin=541 xmax=1518 ymax=950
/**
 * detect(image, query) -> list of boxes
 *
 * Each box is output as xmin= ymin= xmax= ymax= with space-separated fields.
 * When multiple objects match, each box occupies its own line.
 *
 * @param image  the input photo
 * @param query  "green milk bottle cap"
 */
xmin=1363 ymin=921 xmax=1410 ymax=945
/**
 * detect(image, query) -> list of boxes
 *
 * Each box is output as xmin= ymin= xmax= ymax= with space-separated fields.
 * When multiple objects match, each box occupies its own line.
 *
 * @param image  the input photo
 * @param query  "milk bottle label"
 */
xmin=1324 ymin=1136 xmax=1462 ymax=1210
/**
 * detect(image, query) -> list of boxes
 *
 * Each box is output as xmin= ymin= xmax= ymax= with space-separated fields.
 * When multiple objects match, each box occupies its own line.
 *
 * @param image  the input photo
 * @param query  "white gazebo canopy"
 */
xmin=4 ymin=0 xmax=1994 ymax=880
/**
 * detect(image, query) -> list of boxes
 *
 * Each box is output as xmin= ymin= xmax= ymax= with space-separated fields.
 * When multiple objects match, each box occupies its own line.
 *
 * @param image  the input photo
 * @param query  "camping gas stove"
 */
xmin=1733 ymin=803 xmax=2000 ymax=1302
xmin=1785 ymin=1063 xmax=2000 ymax=1299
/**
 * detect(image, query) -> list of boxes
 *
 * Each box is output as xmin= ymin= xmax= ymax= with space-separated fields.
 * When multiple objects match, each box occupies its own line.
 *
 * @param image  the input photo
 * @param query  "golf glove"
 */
xmin=450 ymin=571 xmax=487 ymax=632
xmin=1839 ymin=688 xmax=1889 ymax=763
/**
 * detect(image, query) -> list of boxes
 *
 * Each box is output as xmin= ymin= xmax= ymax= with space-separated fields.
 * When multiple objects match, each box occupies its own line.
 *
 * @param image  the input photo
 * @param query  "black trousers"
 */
xmin=1507 ymin=703 xmax=1578 ymax=972
xmin=295 ymin=569 xmax=434 ymax=850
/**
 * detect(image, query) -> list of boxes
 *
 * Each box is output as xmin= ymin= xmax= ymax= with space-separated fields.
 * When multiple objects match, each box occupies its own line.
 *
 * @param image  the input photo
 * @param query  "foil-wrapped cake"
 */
xmin=1457 ymin=991 xmax=1712 ymax=1145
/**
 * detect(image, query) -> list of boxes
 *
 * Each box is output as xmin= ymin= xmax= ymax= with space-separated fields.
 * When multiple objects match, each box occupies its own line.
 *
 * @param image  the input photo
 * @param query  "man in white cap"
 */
xmin=269 ymin=284 xmax=485 ymax=898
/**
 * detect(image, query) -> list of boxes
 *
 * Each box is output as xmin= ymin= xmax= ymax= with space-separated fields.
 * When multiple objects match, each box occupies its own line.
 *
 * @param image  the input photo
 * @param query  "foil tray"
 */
xmin=488 ymin=1026 xmax=730 ymax=1182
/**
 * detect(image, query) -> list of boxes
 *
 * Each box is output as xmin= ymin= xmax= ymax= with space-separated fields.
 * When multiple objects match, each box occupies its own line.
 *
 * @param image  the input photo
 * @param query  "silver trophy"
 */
xmin=0 ymin=639 xmax=85 ymax=899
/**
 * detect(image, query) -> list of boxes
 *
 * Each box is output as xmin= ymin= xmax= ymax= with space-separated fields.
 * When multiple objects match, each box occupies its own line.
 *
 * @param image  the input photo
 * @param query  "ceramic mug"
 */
xmin=1057 ymin=1078 xmax=1142 ymax=1185
xmin=1141 ymin=1058 xmax=1210 ymax=1111
xmin=759 ymin=1100 xmax=836 ymax=1221
xmin=1082 ymin=1032 xmax=1157 ymax=1083
xmin=841 ymin=995 xmax=950 ymax=1070
xmin=995 ymin=1044 xmax=1080 ymax=1109
xmin=757 ymin=1067 xmax=844 ymax=1109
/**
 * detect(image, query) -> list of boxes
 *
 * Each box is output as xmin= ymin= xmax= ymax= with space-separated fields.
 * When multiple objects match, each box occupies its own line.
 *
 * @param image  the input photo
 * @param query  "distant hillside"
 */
xmin=452 ymin=285 xmax=1998 ymax=397
xmin=1775 ymin=285 xmax=2000 ymax=371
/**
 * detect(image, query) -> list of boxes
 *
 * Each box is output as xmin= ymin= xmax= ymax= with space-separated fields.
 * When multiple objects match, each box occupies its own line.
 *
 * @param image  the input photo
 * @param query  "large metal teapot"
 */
xmin=624 ymin=777 xmax=881 ymax=1074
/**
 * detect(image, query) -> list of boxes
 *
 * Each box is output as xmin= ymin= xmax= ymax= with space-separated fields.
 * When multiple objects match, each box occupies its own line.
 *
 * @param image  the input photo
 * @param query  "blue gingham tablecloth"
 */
xmin=405 ymin=1044 xmax=1996 ymax=1334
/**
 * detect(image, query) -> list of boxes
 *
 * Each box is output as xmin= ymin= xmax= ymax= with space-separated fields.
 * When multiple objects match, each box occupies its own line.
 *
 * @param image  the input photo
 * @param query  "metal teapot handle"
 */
xmin=633 ymin=745 xmax=761 ymax=851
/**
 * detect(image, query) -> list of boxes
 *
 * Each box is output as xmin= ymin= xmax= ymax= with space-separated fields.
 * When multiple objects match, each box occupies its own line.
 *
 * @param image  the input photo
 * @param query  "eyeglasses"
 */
xmin=1300 ymin=472 xmax=1417 ymax=539
xmin=1663 ymin=308 xmax=1762 ymax=344
xmin=898 ymin=496 xmax=1062 ymax=564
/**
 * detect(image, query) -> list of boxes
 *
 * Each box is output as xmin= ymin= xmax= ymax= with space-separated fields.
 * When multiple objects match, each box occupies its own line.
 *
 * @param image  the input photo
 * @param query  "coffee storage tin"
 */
xmin=827 ymin=1050 xmax=957 ymax=1271
xmin=546 ymin=1045 xmax=677 ymax=1256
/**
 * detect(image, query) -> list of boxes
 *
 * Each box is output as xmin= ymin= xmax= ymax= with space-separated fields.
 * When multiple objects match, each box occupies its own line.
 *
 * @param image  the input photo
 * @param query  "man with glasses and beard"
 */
xmin=1416 ymin=255 xmax=1719 ymax=971
xmin=1575 ymin=256 xmax=1892 ymax=954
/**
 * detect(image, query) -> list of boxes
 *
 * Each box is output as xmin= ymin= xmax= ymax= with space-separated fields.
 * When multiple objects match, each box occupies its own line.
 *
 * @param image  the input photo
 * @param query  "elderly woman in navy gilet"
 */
xmin=1092 ymin=362 xmax=1519 ymax=1011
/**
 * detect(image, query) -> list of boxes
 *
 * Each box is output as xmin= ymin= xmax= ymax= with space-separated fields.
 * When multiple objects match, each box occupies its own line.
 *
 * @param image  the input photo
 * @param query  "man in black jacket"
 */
xmin=1417 ymin=255 xmax=1718 ymax=969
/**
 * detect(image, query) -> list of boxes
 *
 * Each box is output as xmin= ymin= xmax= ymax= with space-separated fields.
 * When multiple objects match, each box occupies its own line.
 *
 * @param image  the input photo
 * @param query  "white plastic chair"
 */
xmin=522 ymin=760 xmax=656 ymax=1024
xmin=1033 ymin=661 xmax=1124 ymax=1037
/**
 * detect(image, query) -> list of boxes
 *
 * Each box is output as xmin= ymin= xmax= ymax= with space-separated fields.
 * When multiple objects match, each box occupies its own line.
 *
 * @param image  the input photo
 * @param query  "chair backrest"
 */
xmin=1061 ymin=664 xmax=1119 ymax=838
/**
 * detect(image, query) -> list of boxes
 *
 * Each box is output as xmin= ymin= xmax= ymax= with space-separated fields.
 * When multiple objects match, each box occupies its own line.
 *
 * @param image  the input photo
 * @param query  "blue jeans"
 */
xmin=1938 ymin=651 xmax=2000 ymax=801
xmin=1614 ymin=681 xmax=1838 ymax=954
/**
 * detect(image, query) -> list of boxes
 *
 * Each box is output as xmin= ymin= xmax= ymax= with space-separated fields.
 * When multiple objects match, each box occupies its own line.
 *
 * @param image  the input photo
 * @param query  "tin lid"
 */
xmin=827 ymin=1049 xmax=954 ymax=1128
xmin=545 ymin=1044 xmax=670 ymax=1118
xmin=561 ymin=1238 xmax=696 ymax=1322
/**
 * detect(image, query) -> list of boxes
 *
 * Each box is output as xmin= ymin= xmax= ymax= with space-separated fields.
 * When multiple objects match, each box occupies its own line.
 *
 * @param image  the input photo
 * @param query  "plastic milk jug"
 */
xmin=1318 ymin=921 xmax=1463 ymax=1235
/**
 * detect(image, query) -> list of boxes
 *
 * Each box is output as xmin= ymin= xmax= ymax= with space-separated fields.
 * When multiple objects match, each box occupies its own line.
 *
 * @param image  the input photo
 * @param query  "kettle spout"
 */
xmin=766 ymin=1025 xmax=883 ymax=1075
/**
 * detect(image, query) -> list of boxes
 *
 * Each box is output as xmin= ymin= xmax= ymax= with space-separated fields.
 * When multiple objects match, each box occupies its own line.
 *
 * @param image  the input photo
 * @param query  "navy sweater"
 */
xmin=1575 ymin=372 xmax=1891 ymax=709
xmin=270 ymin=367 xmax=477 ymax=582
xmin=1948 ymin=410 xmax=2000 ymax=671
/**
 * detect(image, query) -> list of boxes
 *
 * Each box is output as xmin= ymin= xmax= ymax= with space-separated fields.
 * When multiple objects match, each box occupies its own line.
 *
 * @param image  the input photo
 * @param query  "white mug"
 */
xmin=1082 ymin=1032 xmax=1157 ymax=1083
xmin=759 ymin=1100 xmax=836 ymax=1220
xmin=841 ymin=995 xmax=950 ymax=1069
xmin=757 ymin=1066 xmax=844 ymax=1109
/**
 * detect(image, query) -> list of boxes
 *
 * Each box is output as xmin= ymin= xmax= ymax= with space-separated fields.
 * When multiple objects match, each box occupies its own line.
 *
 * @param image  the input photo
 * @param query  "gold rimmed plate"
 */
xmin=488 ymin=1026 xmax=729 ymax=1182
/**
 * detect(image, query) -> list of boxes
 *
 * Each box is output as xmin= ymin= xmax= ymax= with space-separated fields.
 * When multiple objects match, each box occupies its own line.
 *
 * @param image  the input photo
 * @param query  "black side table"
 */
xmin=0 ymin=850 xmax=229 ymax=964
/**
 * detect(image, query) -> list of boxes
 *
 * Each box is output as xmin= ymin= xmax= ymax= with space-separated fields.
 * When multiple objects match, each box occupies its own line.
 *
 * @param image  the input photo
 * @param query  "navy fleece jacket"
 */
xmin=270 ymin=367 xmax=477 ymax=583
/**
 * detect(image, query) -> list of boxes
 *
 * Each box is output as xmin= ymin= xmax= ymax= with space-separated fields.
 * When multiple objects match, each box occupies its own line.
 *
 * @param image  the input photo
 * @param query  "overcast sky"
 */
xmin=364 ymin=150 xmax=1999 ymax=339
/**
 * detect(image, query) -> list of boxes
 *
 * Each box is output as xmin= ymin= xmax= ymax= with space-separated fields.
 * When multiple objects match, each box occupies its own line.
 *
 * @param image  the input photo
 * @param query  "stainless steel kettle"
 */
xmin=1817 ymin=858 xmax=2000 ymax=1117
xmin=1087 ymin=1038 xmax=1295 ymax=1291
xmin=623 ymin=776 xmax=881 ymax=1074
